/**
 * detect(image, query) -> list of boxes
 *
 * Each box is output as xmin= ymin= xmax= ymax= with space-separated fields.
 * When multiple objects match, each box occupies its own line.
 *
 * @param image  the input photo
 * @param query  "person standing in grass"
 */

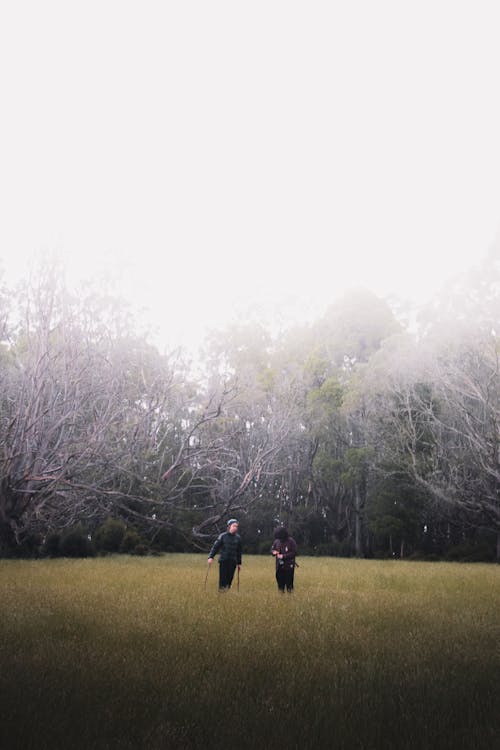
xmin=271 ymin=526 xmax=297 ymax=593
xmin=207 ymin=519 xmax=242 ymax=591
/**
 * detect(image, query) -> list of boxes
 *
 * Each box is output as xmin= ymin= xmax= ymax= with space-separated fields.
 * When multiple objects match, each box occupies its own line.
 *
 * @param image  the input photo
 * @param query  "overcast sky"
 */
xmin=1 ymin=1 xmax=499 ymax=352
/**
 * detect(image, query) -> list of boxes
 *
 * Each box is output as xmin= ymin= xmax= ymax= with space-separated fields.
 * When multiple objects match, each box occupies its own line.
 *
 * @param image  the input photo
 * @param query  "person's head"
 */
xmin=274 ymin=526 xmax=289 ymax=541
xmin=227 ymin=518 xmax=239 ymax=534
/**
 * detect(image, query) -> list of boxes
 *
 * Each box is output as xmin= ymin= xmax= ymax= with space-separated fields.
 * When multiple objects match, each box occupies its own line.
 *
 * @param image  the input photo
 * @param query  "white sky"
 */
xmin=1 ymin=1 xmax=499 ymax=352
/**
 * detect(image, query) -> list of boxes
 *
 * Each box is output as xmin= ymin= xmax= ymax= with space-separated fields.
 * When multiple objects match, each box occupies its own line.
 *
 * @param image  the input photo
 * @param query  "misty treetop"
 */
xmin=0 ymin=252 xmax=498 ymax=561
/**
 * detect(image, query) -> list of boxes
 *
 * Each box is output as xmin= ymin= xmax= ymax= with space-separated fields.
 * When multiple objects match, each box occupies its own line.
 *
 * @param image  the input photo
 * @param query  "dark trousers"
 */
xmin=276 ymin=566 xmax=294 ymax=592
xmin=219 ymin=560 xmax=237 ymax=590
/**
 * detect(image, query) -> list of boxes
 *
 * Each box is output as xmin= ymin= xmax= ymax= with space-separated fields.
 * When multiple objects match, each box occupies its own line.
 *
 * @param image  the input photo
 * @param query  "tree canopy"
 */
xmin=1 ymin=254 xmax=498 ymax=561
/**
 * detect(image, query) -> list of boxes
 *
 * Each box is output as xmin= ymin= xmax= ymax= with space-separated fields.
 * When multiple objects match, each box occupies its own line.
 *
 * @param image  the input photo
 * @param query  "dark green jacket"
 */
xmin=209 ymin=532 xmax=242 ymax=564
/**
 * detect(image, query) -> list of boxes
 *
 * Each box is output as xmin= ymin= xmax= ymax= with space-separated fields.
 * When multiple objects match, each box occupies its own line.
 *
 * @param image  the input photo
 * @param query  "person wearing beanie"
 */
xmin=271 ymin=526 xmax=298 ymax=593
xmin=207 ymin=519 xmax=242 ymax=591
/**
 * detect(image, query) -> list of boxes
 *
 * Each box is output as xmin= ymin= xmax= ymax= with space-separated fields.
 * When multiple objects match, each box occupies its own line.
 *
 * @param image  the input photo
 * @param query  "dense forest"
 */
xmin=0 ymin=251 xmax=498 ymax=561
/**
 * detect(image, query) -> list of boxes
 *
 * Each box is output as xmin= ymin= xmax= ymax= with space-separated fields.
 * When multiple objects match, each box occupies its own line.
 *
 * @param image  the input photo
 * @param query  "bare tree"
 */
xmin=427 ymin=331 xmax=500 ymax=555
xmin=182 ymin=386 xmax=294 ymax=538
xmin=0 ymin=264 xmax=194 ymax=549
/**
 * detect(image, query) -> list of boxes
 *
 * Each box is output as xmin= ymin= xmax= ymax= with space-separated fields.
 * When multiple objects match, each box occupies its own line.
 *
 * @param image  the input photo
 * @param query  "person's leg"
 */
xmin=218 ymin=561 xmax=226 ymax=590
xmin=286 ymin=568 xmax=295 ymax=592
xmin=225 ymin=561 xmax=236 ymax=588
xmin=220 ymin=560 xmax=236 ymax=590
xmin=276 ymin=568 xmax=285 ymax=592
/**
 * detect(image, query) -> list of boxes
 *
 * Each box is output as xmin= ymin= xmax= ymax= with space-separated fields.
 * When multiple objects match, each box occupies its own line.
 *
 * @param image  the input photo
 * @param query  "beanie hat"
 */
xmin=274 ymin=526 xmax=289 ymax=540
xmin=227 ymin=518 xmax=238 ymax=526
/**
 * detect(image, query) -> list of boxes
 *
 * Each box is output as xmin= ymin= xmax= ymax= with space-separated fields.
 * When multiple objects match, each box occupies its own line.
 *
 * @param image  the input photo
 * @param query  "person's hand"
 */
xmin=237 ymin=564 xmax=241 ymax=570
xmin=278 ymin=554 xmax=283 ymax=559
xmin=272 ymin=550 xmax=278 ymax=556
xmin=207 ymin=558 xmax=213 ymax=565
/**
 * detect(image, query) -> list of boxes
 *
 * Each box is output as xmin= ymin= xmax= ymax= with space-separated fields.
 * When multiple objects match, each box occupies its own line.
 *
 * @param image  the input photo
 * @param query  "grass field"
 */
xmin=0 ymin=555 xmax=499 ymax=750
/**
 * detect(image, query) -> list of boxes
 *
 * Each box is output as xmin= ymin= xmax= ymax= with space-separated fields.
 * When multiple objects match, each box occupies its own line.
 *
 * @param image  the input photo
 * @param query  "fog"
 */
xmin=1 ymin=1 xmax=499 ymax=352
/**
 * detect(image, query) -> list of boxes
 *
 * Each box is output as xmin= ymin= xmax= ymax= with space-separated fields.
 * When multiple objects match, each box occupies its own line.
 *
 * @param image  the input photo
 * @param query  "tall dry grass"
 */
xmin=0 ymin=555 xmax=499 ymax=749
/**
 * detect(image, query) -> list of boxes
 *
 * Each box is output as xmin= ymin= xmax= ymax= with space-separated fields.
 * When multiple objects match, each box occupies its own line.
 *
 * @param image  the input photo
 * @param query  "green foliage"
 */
xmin=150 ymin=525 xmax=190 ymax=553
xmin=5 ymin=533 xmax=42 ymax=559
xmin=119 ymin=529 xmax=144 ymax=554
xmin=444 ymin=541 xmax=496 ymax=563
xmin=254 ymin=539 xmax=273 ymax=555
xmin=367 ymin=478 xmax=426 ymax=558
xmin=256 ymin=366 xmax=276 ymax=393
xmin=308 ymin=375 xmax=343 ymax=409
xmin=319 ymin=288 xmax=401 ymax=365
xmin=306 ymin=375 xmax=344 ymax=444
xmin=44 ymin=532 xmax=61 ymax=558
xmin=132 ymin=543 xmax=149 ymax=556
xmin=94 ymin=519 xmax=126 ymax=554
xmin=307 ymin=539 xmax=353 ymax=557
xmin=312 ymin=453 xmax=343 ymax=483
xmin=58 ymin=526 xmax=94 ymax=558
xmin=302 ymin=351 xmax=330 ymax=385
xmin=312 ymin=542 xmax=334 ymax=556
xmin=341 ymin=447 xmax=372 ymax=487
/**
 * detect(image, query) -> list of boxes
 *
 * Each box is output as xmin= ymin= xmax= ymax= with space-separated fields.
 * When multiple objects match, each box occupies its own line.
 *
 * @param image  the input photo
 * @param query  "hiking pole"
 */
xmin=204 ymin=562 xmax=211 ymax=591
xmin=237 ymin=565 xmax=240 ymax=592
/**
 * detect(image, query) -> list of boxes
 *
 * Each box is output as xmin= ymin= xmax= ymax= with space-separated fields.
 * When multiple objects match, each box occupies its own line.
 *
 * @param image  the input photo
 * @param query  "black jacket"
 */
xmin=209 ymin=531 xmax=242 ymax=564
xmin=271 ymin=537 xmax=297 ymax=571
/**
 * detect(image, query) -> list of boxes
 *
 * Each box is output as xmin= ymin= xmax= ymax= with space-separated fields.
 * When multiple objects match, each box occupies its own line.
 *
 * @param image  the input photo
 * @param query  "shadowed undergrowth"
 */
xmin=0 ymin=556 xmax=499 ymax=749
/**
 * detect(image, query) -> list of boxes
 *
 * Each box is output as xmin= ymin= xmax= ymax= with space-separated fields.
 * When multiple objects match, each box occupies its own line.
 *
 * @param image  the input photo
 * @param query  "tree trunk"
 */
xmin=354 ymin=484 xmax=363 ymax=557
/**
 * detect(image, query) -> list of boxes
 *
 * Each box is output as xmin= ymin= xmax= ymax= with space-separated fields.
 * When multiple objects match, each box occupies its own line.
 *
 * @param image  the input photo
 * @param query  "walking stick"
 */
xmin=204 ymin=562 xmax=211 ymax=590
xmin=237 ymin=565 xmax=240 ymax=592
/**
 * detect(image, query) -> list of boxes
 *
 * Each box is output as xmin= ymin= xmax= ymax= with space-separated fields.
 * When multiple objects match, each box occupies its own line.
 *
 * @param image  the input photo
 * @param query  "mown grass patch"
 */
xmin=0 ymin=555 xmax=499 ymax=749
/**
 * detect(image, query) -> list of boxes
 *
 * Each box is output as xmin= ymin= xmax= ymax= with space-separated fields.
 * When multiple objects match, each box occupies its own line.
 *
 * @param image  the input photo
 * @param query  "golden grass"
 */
xmin=0 ymin=555 xmax=499 ymax=749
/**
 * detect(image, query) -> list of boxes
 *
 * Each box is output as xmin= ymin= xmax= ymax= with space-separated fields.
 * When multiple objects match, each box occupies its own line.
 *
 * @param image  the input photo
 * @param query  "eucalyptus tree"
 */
xmin=309 ymin=289 xmax=401 ymax=555
xmin=357 ymin=332 xmax=436 ymax=555
xmin=301 ymin=358 xmax=349 ymax=545
xmin=249 ymin=289 xmax=403 ymax=555
xmin=360 ymin=253 xmax=500 ymax=559
xmin=0 ymin=266 xmax=112 ymax=550
xmin=0 ymin=262 xmax=208 ymax=551
xmin=190 ymin=321 xmax=298 ymax=539
xmin=415 ymin=252 xmax=500 ymax=556
xmin=425 ymin=328 xmax=499 ymax=557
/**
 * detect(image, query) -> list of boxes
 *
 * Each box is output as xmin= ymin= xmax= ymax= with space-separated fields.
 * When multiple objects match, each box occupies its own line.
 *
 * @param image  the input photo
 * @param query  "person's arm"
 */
xmin=207 ymin=534 xmax=223 ymax=563
xmin=237 ymin=537 xmax=242 ymax=567
xmin=282 ymin=539 xmax=297 ymax=559
xmin=271 ymin=540 xmax=280 ymax=556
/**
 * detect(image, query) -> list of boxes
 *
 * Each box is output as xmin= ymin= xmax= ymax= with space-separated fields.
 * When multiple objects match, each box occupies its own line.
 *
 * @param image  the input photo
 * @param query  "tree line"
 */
xmin=0 ymin=252 xmax=498 ymax=561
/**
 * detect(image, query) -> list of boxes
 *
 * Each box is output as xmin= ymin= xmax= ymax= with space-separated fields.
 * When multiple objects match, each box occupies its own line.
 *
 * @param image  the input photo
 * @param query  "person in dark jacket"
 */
xmin=271 ymin=526 xmax=297 ymax=593
xmin=208 ymin=519 xmax=242 ymax=591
